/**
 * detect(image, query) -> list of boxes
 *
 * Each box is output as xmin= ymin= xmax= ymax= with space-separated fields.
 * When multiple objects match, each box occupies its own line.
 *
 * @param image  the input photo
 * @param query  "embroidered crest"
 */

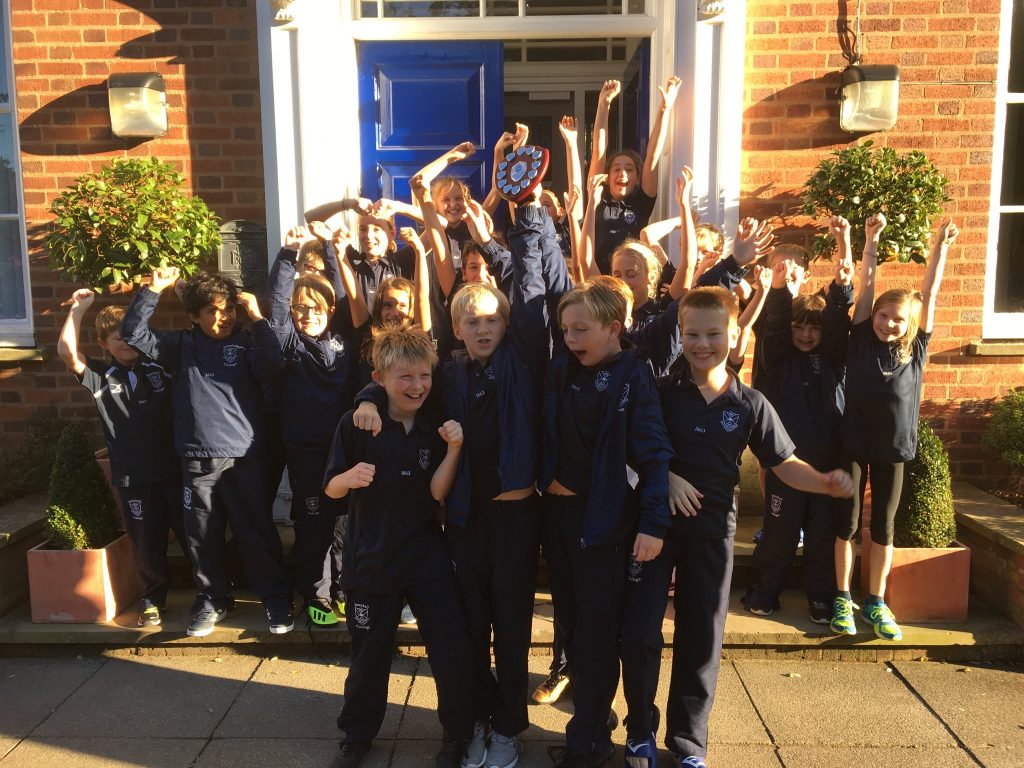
xmin=145 ymin=371 xmax=165 ymax=391
xmin=128 ymin=499 xmax=144 ymax=520
xmin=627 ymin=555 xmax=643 ymax=583
xmin=305 ymin=496 xmax=320 ymax=515
xmin=595 ymin=370 xmax=611 ymax=392
xmin=617 ymin=383 xmax=631 ymax=412
xmin=418 ymin=449 xmax=431 ymax=470
xmin=108 ymin=382 xmax=123 ymax=395
xmin=485 ymin=365 xmax=496 ymax=380
xmin=329 ymin=337 xmax=344 ymax=352
xmin=353 ymin=603 xmax=370 ymax=628
xmin=770 ymin=493 xmax=783 ymax=517
xmin=720 ymin=410 xmax=740 ymax=433
xmin=624 ymin=209 xmax=637 ymax=225
xmin=222 ymin=344 xmax=245 ymax=367
xmin=183 ymin=487 xmax=193 ymax=510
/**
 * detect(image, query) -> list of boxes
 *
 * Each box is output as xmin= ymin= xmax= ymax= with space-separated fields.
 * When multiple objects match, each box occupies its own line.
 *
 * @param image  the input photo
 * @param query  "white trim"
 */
xmin=982 ymin=0 xmax=1023 ymax=339
xmin=350 ymin=15 xmax=657 ymax=41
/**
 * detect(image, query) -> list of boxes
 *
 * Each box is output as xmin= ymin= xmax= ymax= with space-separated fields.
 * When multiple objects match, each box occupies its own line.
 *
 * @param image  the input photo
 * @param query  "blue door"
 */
xmin=357 ymin=41 xmax=504 ymax=206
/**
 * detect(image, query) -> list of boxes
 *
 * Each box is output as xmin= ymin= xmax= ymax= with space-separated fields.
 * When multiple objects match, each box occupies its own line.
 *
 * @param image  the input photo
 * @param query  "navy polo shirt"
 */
xmin=841 ymin=319 xmax=931 ymax=463
xmin=323 ymin=406 xmax=450 ymax=594
xmin=594 ymin=188 xmax=657 ymax=275
xmin=467 ymin=359 xmax=501 ymax=503
xmin=77 ymin=356 xmax=177 ymax=487
xmin=660 ymin=368 xmax=795 ymax=539
xmin=555 ymin=353 xmax=619 ymax=495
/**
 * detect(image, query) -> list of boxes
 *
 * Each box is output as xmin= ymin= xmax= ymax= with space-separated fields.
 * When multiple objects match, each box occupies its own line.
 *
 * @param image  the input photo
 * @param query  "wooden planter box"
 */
xmin=27 ymin=533 xmax=141 ymax=623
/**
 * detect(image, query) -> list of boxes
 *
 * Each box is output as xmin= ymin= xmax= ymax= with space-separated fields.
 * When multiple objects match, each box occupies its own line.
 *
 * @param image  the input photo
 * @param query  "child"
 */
xmin=542 ymin=276 xmax=674 ymax=768
xmin=323 ymin=324 xmax=484 ymax=768
xmin=743 ymin=218 xmax=855 ymax=623
xmin=832 ymin=214 xmax=957 ymax=641
xmin=121 ymin=268 xmax=293 ymax=637
xmin=57 ymin=289 xmax=185 ymax=628
xmin=619 ymin=287 xmax=854 ymax=768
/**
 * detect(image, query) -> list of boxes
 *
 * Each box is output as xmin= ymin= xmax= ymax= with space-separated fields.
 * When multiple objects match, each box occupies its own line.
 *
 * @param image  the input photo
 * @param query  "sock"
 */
xmin=839 ymin=590 xmax=852 ymax=601
xmin=867 ymin=593 xmax=883 ymax=605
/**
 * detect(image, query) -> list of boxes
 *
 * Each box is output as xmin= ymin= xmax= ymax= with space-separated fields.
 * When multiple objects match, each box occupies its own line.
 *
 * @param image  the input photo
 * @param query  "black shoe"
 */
xmin=809 ymin=601 xmax=832 ymax=624
xmin=331 ymin=741 xmax=371 ymax=768
xmin=435 ymin=736 xmax=467 ymax=768
xmin=547 ymin=744 xmax=615 ymax=767
xmin=186 ymin=607 xmax=227 ymax=637
xmin=267 ymin=605 xmax=295 ymax=635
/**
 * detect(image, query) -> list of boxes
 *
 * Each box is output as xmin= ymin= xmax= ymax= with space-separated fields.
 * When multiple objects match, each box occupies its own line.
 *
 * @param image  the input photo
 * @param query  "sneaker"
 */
xmin=267 ymin=606 xmax=295 ymax=635
xmin=487 ymin=732 xmax=521 ymax=768
xmin=307 ymin=597 xmax=340 ymax=626
xmin=624 ymin=735 xmax=657 ymax=768
xmin=829 ymin=596 xmax=858 ymax=636
xmin=186 ymin=606 xmax=227 ymax=637
xmin=679 ymin=757 xmax=708 ymax=768
xmin=752 ymin=528 xmax=764 ymax=544
xmin=741 ymin=594 xmax=774 ymax=617
xmin=862 ymin=600 xmax=902 ymax=641
xmin=808 ymin=601 xmax=831 ymax=624
xmin=400 ymin=603 xmax=417 ymax=625
xmin=462 ymin=721 xmax=488 ymax=768
xmin=137 ymin=600 xmax=162 ymax=627
xmin=532 ymin=670 xmax=570 ymax=705
xmin=797 ymin=528 xmax=804 ymax=548
xmin=334 ymin=598 xmax=347 ymax=618
xmin=331 ymin=740 xmax=371 ymax=768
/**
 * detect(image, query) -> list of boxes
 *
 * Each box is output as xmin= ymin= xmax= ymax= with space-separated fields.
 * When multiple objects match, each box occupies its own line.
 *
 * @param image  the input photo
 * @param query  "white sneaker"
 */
xmin=461 ymin=720 xmax=488 ymax=768
xmin=486 ymin=732 xmax=520 ymax=768
xmin=400 ymin=604 xmax=417 ymax=625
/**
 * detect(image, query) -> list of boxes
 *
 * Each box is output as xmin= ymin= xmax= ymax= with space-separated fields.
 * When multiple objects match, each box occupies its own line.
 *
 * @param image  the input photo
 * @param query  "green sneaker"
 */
xmin=862 ymin=600 xmax=902 ymax=641
xmin=137 ymin=600 xmax=162 ymax=628
xmin=830 ymin=596 xmax=858 ymax=636
xmin=333 ymin=599 xmax=346 ymax=618
xmin=306 ymin=598 xmax=340 ymax=626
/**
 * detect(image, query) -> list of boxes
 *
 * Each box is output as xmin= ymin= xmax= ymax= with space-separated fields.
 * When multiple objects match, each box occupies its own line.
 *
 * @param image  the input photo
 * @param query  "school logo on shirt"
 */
xmin=108 ymin=382 xmax=123 ymax=395
xmin=484 ymin=365 xmax=496 ymax=381
xmin=418 ymin=449 xmax=431 ymax=470
xmin=624 ymin=209 xmax=637 ymax=225
xmin=617 ymin=383 xmax=631 ymax=412
xmin=183 ymin=487 xmax=193 ymax=510
xmin=305 ymin=496 xmax=320 ymax=515
xmin=595 ymin=370 xmax=611 ymax=392
xmin=329 ymin=337 xmax=344 ymax=352
xmin=627 ymin=555 xmax=643 ymax=583
xmin=353 ymin=603 xmax=370 ymax=629
xmin=770 ymin=493 xmax=783 ymax=517
xmin=222 ymin=344 xmax=245 ymax=367
xmin=720 ymin=410 xmax=740 ymax=433
xmin=128 ymin=499 xmax=144 ymax=520
xmin=145 ymin=371 xmax=165 ymax=392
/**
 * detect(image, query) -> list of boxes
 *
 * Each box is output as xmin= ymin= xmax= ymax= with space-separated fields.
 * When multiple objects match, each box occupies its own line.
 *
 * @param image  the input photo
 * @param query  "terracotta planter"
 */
xmin=860 ymin=528 xmax=971 ymax=623
xmin=27 ymin=533 xmax=142 ymax=623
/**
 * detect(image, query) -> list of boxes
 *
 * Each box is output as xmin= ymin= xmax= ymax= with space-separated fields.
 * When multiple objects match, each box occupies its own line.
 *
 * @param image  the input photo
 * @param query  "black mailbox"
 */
xmin=217 ymin=220 xmax=268 ymax=295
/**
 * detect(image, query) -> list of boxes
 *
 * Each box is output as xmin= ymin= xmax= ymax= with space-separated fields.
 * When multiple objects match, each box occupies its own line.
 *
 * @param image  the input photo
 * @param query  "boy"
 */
xmin=121 ymin=268 xmax=293 ymax=638
xmin=743 ymin=218 xmax=855 ymax=622
xmin=57 ymin=288 xmax=185 ymax=628
xmin=619 ymin=287 xmax=854 ymax=768
xmin=543 ymin=277 xmax=674 ymax=768
xmin=323 ymin=323 xmax=484 ymax=768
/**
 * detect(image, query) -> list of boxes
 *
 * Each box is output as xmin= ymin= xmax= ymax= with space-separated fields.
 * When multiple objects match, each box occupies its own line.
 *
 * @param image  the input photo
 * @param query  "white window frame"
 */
xmin=982 ymin=0 xmax=1024 ymax=339
xmin=0 ymin=0 xmax=33 ymax=347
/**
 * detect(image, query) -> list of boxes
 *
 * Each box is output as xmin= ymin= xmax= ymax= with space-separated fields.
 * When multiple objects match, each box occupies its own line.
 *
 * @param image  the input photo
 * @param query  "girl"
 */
xmin=832 ymin=213 xmax=957 ymax=641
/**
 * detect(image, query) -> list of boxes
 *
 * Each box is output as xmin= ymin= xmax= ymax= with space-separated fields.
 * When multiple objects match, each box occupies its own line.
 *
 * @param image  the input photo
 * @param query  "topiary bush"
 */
xmin=44 ymin=423 xmax=120 ymax=551
xmin=982 ymin=388 xmax=1024 ymax=474
xmin=0 ymin=407 xmax=63 ymax=505
xmin=894 ymin=421 xmax=957 ymax=548
xmin=47 ymin=157 xmax=221 ymax=290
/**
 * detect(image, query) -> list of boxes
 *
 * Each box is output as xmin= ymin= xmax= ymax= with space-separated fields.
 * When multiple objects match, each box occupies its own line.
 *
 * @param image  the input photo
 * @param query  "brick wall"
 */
xmin=741 ymin=0 xmax=1021 ymax=482
xmin=2 ymin=0 xmax=265 ymax=440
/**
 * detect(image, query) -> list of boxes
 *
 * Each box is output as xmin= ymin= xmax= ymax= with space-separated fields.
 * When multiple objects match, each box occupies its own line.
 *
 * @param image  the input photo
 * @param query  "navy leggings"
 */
xmin=837 ymin=458 xmax=904 ymax=546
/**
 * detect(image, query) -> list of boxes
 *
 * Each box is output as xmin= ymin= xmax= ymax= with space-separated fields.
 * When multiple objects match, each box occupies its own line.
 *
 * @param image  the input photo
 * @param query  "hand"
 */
xmin=733 ymin=218 xmax=774 ymax=267
xmin=347 ymin=197 xmax=374 ymax=216
xmin=564 ymin=185 xmax=582 ymax=221
xmin=864 ymin=212 xmax=887 ymax=243
xmin=149 ymin=266 xmax=181 ymax=293
xmin=632 ymin=533 xmax=663 ymax=562
xmin=237 ymin=291 xmax=262 ymax=320
xmin=693 ymin=251 xmax=722 ymax=281
xmin=408 ymin=173 xmax=428 ymax=200
xmin=512 ymin=123 xmax=529 ymax=150
xmin=333 ymin=228 xmax=354 ymax=256
xmin=438 ymin=420 xmax=463 ymax=447
xmin=337 ymin=462 xmax=375 ymax=491
xmin=494 ymin=131 xmax=516 ymax=159
xmin=675 ymin=166 xmax=694 ymax=212
xmin=658 ymin=75 xmax=682 ymax=110
xmin=770 ymin=258 xmax=789 ymax=289
xmin=308 ymin=221 xmax=334 ymax=243
xmin=399 ymin=226 xmax=425 ymax=253
xmin=588 ymin=173 xmax=608 ymax=203
xmin=599 ymin=79 xmax=621 ymax=105
xmin=372 ymin=198 xmax=401 ymax=219
xmin=462 ymin=199 xmax=492 ymax=244
xmin=754 ymin=264 xmax=773 ymax=292
xmin=285 ymin=225 xmax=314 ymax=250
xmin=939 ymin=218 xmax=959 ymax=246
xmin=450 ymin=141 xmax=476 ymax=161
xmin=828 ymin=215 xmax=851 ymax=243
xmin=558 ymin=115 xmax=578 ymax=144
xmin=69 ymin=288 xmax=95 ymax=311
xmin=668 ymin=471 xmax=703 ymax=517
xmin=824 ymin=469 xmax=855 ymax=498
xmin=353 ymin=401 xmax=382 ymax=436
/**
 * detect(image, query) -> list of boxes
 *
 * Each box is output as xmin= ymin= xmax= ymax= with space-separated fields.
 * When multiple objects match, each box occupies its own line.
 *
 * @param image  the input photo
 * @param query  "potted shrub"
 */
xmin=860 ymin=422 xmax=970 ymax=622
xmin=26 ymin=423 xmax=141 ymax=623
xmin=802 ymin=141 xmax=951 ymax=263
xmin=46 ymin=157 xmax=221 ymax=290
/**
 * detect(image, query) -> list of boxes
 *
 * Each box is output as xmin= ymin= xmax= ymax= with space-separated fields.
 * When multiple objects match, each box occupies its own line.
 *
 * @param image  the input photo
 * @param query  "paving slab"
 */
xmin=778 ymin=745 xmax=977 ymax=767
xmin=0 ymin=657 xmax=104 ymax=739
xmin=217 ymin=655 xmax=416 ymax=741
xmin=33 ymin=655 xmax=259 ymax=739
xmin=892 ymin=661 xmax=1024 ymax=757
xmin=734 ymin=661 xmax=954 ymax=747
xmin=194 ymin=738 xmax=391 ymax=768
xmin=708 ymin=661 xmax=771 ymax=745
xmin=971 ymin=745 xmax=1024 ymax=768
xmin=0 ymin=736 xmax=204 ymax=767
xmin=705 ymin=744 xmax=781 ymax=767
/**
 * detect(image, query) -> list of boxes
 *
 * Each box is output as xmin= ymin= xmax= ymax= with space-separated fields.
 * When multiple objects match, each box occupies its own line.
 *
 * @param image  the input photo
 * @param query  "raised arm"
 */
xmin=304 ymin=196 xmax=373 ymax=227
xmin=121 ymin=267 xmax=181 ymax=365
xmin=333 ymin=229 xmax=370 ymax=329
xmin=580 ymin=173 xmax=607 ymax=278
xmin=588 ymin=80 xmax=620 ymax=181
xmin=409 ymin=173 xmax=456 ymax=297
xmin=402 ymin=227 xmax=432 ymax=334
xmin=463 ymin=199 xmax=513 ymax=291
xmin=308 ymin=220 xmax=345 ymax=302
xmin=414 ymin=141 xmax=476 ymax=189
xmin=372 ymin=197 xmax=424 ymax=224
xmin=732 ymin=266 xmax=773 ymax=367
xmin=920 ymin=219 xmax=957 ymax=334
xmin=558 ymin=116 xmax=584 ymax=222
xmin=642 ymin=76 xmax=682 ymax=197
xmin=852 ymin=213 xmax=886 ymax=324
xmin=563 ymin=185 xmax=585 ymax=285
xmin=666 ymin=166 xmax=697 ymax=300
xmin=57 ymin=288 xmax=95 ymax=376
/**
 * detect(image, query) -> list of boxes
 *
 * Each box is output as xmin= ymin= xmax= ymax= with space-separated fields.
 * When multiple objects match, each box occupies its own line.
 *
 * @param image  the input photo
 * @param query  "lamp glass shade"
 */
xmin=108 ymin=78 xmax=167 ymax=138
xmin=840 ymin=65 xmax=900 ymax=132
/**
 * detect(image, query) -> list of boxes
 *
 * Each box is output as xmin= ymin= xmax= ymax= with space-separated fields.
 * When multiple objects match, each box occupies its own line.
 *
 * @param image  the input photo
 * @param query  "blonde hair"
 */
xmin=449 ymin=282 xmax=510 ymax=328
xmin=430 ymin=176 xmax=471 ymax=201
xmin=792 ymin=294 xmax=826 ymax=327
xmin=611 ymin=239 xmax=662 ymax=301
xmin=292 ymin=273 xmax=336 ymax=316
xmin=768 ymin=243 xmax=810 ymax=271
xmin=371 ymin=276 xmax=415 ymax=325
xmin=95 ymin=305 xmax=125 ymax=341
xmin=872 ymin=288 xmax=923 ymax=365
xmin=695 ymin=223 xmax=724 ymax=254
xmin=678 ymin=286 xmax=739 ymax=327
xmin=558 ymin=275 xmax=631 ymax=334
xmin=370 ymin=322 xmax=438 ymax=375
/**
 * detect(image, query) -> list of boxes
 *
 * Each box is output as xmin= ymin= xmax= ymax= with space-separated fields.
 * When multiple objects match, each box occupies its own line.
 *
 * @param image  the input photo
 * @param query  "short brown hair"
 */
xmin=558 ymin=276 xmax=631 ymax=333
xmin=768 ymin=243 xmax=810 ymax=271
xmin=678 ymin=286 xmax=739 ymax=327
xmin=370 ymin=322 xmax=438 ymax=375
xmin=292 ymin=273 xmax=336 ymax=315
xmin=792 ymin=294 xmax=825 ymax=327
xmin=606 ymin=149 xmax=643 ymax=176
xmin=371 ymin=276 xmax=416 ymax=325
xmin=450 ymin=282 xmax=510 ymax=328
xmin=95 ymin=305 xmax=125 ymax=341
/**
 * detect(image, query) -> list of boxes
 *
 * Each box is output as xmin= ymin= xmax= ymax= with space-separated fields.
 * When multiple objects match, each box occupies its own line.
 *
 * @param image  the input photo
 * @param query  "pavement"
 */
xmin=1 ymin=652 xmax=1022 ymax=768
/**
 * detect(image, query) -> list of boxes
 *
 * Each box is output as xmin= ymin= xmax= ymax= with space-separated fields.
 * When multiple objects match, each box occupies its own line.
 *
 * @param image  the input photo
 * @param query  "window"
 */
xmin=356 ymin=0 xmax=647 ymax=19
xmin=985 ymin=0 xmax=1024 ymax=337
xmin=0 ymin=0 xmax=31 ymax=346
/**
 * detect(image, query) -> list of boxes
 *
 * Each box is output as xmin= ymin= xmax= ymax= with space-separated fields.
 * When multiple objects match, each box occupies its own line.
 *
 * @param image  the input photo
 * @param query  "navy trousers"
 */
xmin=285 ymin=445 xmax=340 ymax=602
xmin=116 ymin=477 xmax=188 ymax=606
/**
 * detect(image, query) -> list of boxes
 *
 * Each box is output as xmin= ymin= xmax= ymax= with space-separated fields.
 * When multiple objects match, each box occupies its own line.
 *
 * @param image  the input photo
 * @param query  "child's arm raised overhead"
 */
xmin=371 ymin=197 xmax=424 ymax=224
xmin=920 ymin=219 xmax=958 ymax=334
xmin=852 ymin=212 xmax=886 ymax=324
xmin=588 ymin=80 xmax=620 ymax=181
xmin=304 ymin=196 xmax=374 ymax=228
xmin=238 ymin=289 xmax=285 ymax=384
xmin=563 ymin=185 xmax=585 ymax=285
xmin=402 ymin=227 xmax=433 ymax=335
xmin=121 ymin=267 xmax=182 ymax=367
xmin=559 ymin=116 xmax=584 ymax=223
xmin=731 ymin=265 xmax=773 ymax=368
xmin=431 ymin=420 xmax=464 ymax=501
xmin=579 ymin=173 xmax=607 ymax=278
xmin=268 ymin=226 xmax=313 ymax=355
xmin=57 ymin=288 xmax=95 ymax=376
xmin=409 ymin=173 xmax=456 ymax=297
xmin=667 ymin=166 xmax=698 ymax=299
xmin=414 ymin=140 xmax=476 ymax=223
xmin=821 ymin=216 xmax=855 ymax=367
xmin=463 ymin=199 xmax=513 ymax=291
xmin=333 ymin=229 xmax=370 ymax=329
xmin=482 ymin=125 xmax=528 ymax=216
xmin=641 ymin=76 xmax=682 ymax=197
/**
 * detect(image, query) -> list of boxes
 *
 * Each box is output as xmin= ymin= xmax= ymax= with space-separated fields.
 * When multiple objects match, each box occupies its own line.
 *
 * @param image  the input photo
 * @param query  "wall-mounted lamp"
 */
xmin=839 ymin=64 xmax=900 ymax=132
xmin=697 ymin=1 xmax=727 ymax=20
xmin=107 ymin=73 xmax=167 ymax=139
